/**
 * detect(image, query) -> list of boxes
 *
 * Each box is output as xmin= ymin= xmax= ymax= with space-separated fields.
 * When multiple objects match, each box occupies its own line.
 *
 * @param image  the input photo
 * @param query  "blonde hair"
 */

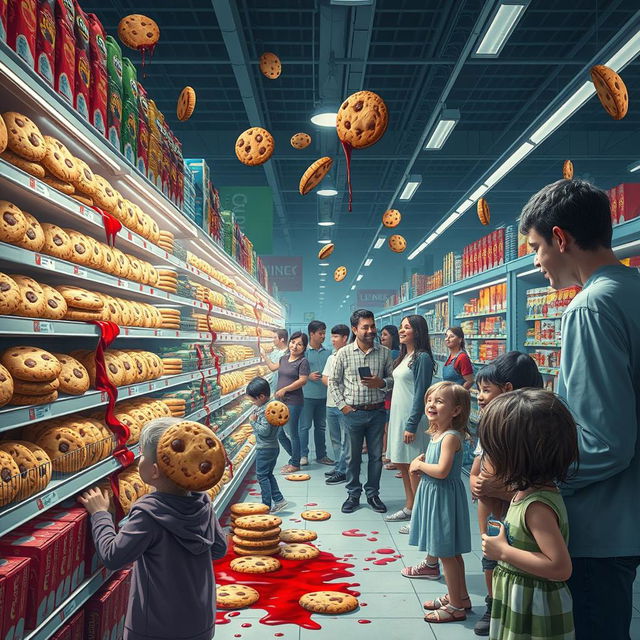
xmin=424 ymin=381 xmax=471 ymax=437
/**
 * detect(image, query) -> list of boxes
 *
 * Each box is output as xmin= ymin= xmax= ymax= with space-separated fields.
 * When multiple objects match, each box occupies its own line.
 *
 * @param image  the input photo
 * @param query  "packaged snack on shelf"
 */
xmin=87 ymin=12 xmax=107 ymax=135
xmin=185 ymin=158 xmax=211 ymax=232
xmin=608 ymin=187 xmax=618 ymax=225
xmin=105 ymin=34 xmax=122 ymax=148
xmin=617 ymin=183 xmax=640 ymax=224
xmin=72 ymin=1 xmax=90 ymax=120
xmin=53 ymin=0 xmax=74 ymax=104
xmin=121 ymin=97 xmax=138 ymax=165
xmin=0 ymin=554 xmax=30 ymax=640
xmin=8 ymin=0 xmax=37 ymax=67
xmin=121 ymin=56 xmax=138 ymax=104
xmin=0 ymin=0 xmax=7 ymax=41
xmin=68 ymin=609 xmax=85 ymax=640
xmin=136 ymin=83 xmax=150 ymax=173
xmin=84 ymin=581 xmax=112 ymax=640
xmin=36 ymin=0 xmax=55 ymax=86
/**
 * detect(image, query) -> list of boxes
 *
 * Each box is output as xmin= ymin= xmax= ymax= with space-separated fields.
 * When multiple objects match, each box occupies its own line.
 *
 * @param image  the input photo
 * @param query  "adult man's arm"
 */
xmin=329 ymin=349 xmax=348 ymax=410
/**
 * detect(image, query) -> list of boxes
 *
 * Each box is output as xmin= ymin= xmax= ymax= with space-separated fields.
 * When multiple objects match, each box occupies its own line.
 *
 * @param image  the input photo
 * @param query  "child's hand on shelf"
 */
xmin=78 ymin=487 xmax=111 ymax=515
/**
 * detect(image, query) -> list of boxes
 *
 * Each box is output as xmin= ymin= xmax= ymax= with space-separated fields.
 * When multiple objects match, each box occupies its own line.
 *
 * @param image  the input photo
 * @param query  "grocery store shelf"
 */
xmin=471 ymin=359 xmax=492 ymax=367
xmin=464 ymin=334 xmax=507 ymax=340
xmin=455 ymin=309 xmax=507 ymax=319
xmin=214 ymin=447 xmax=256 ymax=519
xmin=524 ymin=340 xmax=561 ymax=348
xmin=0 ymin=444 xmax=141 ymax=538
xmin=525 ymin=314 xmax=564 ymax=321
xmin=0 ymin=358 xmax=261 ymax=432
xmin=539 ymin=366 xmax=560 ymax=376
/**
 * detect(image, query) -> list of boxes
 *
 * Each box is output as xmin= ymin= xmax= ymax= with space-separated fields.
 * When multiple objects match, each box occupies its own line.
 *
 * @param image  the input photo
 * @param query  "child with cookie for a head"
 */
xmin=79 ymin=418 xmax=227 ymax=640
xmin=246 ymin=376 xmax=288 ymax=514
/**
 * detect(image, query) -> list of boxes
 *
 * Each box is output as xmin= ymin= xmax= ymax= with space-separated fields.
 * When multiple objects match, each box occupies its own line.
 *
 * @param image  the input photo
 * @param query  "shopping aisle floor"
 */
xmin=219 ymin=451 xmax=640 ymax=640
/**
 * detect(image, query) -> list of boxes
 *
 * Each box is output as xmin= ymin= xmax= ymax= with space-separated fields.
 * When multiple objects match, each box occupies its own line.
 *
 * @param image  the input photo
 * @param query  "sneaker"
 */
xmin=398 ymin=524 xmax=410 ymax=534
xmin=401 ymin=558 xmax=441 ymax=580
xmin=384 ymin=508 xmax=411 ymax=522
xmin=300 ymin=456 xmax=309 ymax=466
xmin=325 ymin=472 xmax=347 ymax=485
xmin=280 ymin=464 xmax=300 ymax=474
xmin=474 ymin=596 xmax=492 ymax=636
xmin=324 ymin=469 xmax=335 ymax=477
xmin=271 ymin=500 xmax=288 ymax=514
xmin=316 ymin=457 xmax=335 ymax=465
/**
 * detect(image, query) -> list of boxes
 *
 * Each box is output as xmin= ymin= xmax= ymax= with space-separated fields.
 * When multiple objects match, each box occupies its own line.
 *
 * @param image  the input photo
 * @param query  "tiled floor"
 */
xmin=218 ymin=450 xmax=640 ymax=639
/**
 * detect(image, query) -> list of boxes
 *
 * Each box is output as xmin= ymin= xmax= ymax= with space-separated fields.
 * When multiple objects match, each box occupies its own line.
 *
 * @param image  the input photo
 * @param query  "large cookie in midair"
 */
xmin=336 ymin=91 xmax=388 ymax=149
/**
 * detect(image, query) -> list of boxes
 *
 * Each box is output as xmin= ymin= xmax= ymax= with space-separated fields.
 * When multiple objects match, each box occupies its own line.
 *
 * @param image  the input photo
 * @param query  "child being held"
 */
xmin=79 ymin=418 xmax=227 ymax=640
xmin=480 ymin=389 xmax=578 ymax=640
xmin=246 ymin=376 xmax=288 ymax=513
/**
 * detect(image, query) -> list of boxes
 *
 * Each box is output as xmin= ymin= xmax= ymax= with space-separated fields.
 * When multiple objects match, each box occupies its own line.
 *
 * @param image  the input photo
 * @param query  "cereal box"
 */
xmin=8 ymin=0 xmax=37 ymax=66
xmin=73 ymin=1 xmax=90 ymax=120
xmin=53 ymin=0 xmax=74 ymax=104
xmin=0 ymin=555 xmax=30 ymax=640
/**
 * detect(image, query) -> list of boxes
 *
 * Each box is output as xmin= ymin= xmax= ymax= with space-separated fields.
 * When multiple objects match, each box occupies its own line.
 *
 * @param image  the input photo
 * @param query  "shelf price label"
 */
xmin=37 ymin=489 xmax=58 ymax=511
xmin=35 ymin=254 xmax=56 ymax=270
xmin=33 ymin=320 xmax=53 ymax=333
xmin=117 ymin=279 xmax=129 ymax=289
xmin=61 ymin=598 xmax=77 ymax=621
xmin=73 ymin=266 xmax=88 ymax=278
xmin=28 ymin=177 xmax=49 ymax=198
xmin=128 ymin=386 xmax=140 ymax=396
xmin=29 ymin=404 xmax=52 ymax=420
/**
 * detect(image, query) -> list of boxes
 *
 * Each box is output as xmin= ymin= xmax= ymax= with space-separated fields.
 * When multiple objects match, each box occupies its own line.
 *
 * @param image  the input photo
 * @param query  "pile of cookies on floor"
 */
xmin=215 ymin=502 xmax=360 ymax=615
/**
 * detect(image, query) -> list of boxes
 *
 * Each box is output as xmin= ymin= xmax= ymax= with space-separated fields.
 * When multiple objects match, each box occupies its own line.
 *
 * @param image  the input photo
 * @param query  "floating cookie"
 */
xmin=318 ymin=243 xmax=334 ymax=260
xmin=299 ymin=591 xmax=359 ymax=614
xmin=388 ymin=234 xmax=406 ymax=253
xmin=336 ymin=90 xmax=388 ymax=149
xmin=382 ymin=209 xmax=401 ymax=228
xmin=230 ymin=555 xmax=282 ymax=574
xmin=280 ymin=543 xmax=320 ymax=560
xmin=301 ymin=510 xmax=331 ymax=521
xmin=264 ymin=400 xmax=289 ymax=427
xmin=563 ymin=160 xmax=574 ymax=180
xmin=299 ymin=157 xmax=333 ymax=196
xmin=290 ymin=132 xmax=311 ymax=149
xmin=234 ymin=514 xmax=283 ymax=531
xmin=233 ymin=526 xmax=281 ymax=540
xmin=230 ymin=502 xmax=271 ymax=516
xmin=279 ymin=529 xmax=317 ymax=543
xmin=177 ymin=86 xmax=196 ymax=122
xmin=259 ymin=52 xmax=281 ymax=79
xmin=118 ymin=14 xmax=160 ymax=51
xmin=235 ymin=127 xmax=274 ymax=166
xmin=334 ymin=266 xmax=347 ymax=282
xmin=285 ymin=473 xmax=310 ymax=482
xmin=216 ymin=584 xmax=260 ymax=610
xmin=477 ymin=198 xmax=490 ymax=226
xmin=590 ymin=65 xmax=628 ymax=120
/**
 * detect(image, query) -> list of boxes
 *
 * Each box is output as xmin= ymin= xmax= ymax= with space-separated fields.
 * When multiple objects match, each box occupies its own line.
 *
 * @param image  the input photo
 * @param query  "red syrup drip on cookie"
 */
xmin=214 ymin=548 xmax=357 ymax=630
xmin=342 ymin=529 xmax=366 ymax=537
xmin=341 ymin=140 xmax=353 ymax=212
xmin=92 ymin=207 xmax=122 ymax=247
xmin=139 ymin=43 xmax=156 ymax=79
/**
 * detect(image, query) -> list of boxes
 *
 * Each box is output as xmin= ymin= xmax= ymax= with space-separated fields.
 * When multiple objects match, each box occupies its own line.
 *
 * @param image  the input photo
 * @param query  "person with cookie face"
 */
xmin=79 ymin=417 xmax=227 ymax=640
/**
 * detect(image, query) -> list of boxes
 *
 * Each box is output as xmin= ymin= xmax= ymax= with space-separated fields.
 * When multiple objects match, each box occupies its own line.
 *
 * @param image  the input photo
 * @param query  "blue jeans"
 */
xmin=299 ymin=397 xmax=328 ymax=459
xmin=255 ymin=447 xmax=284 ymax=508
xmin=277 ymin=403 xmax=302 ymax=467
xmin=568 ymin=555 xmax=640 ymax=639
xmin=343 ymin=408 xmax=386 ymax=499
xmin=326 ymin=406 xmax=348 ymax=475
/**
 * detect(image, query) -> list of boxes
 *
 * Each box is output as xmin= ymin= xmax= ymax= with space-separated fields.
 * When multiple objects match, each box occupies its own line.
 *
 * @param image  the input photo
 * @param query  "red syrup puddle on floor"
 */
xmin=227 ymin=611 xmax=240 ymax=617
xmin=241 ymin=623 xmax=252 ymax=628
xmin=363 ymin=568 xmax=370 ymax=571
xmin=344 ymin=554 xmax=354 ymax=557
xmin=393 ymin=554 xmax=403 ymax=558
xmin=358 ymin=620 xmax=372 ymax=624
xmin=234 ymin=634 xmax=241 ymax=637
xmin=304 ymin=503 xmax=317 ymax=506
xmin=361 ymin=602 xmax=368 ymax=607
xmin=215 ymin=549 xmax=357 ymax=630
xmin=274 ymin=634 xmax=284 ymax=637
xmin=367 ymin=538 xmax=378 ymax=542
xmin=341 ymin=140 xmax=353 ymax=212
xmin=364 ymin=557 xmax=375 ymax=561
xmin=342 ymin=529 xmax=367 ymax=537
xmin=372 ymin=557 xmax=397 ymax=566
xmin=374 ymin=548 xmax=395 ymax=555
xmin=370 ymin=531 xmax=379 ymax=534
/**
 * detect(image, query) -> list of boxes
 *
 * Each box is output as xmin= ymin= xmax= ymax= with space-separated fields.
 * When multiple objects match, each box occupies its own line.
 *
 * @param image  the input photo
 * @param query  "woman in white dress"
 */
xmin=385 ymin=315 xmax=436 ymax=530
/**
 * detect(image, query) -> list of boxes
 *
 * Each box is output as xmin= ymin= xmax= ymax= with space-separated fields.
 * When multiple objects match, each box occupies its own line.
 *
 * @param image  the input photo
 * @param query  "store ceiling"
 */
xmin=85 ymin=0 xmax=640 ymax=260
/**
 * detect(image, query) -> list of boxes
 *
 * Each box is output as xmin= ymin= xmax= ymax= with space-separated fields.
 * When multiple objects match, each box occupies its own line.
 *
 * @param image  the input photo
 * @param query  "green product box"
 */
xmin=121 ymin=57 xmax=139 ymax=105
xmin=105 ymin=35 xmax=122 ymax=89
xmin=107 ymin=77 xmax=122 ymax=151
xmin=121 ymin=98 xmax=138 ymax=165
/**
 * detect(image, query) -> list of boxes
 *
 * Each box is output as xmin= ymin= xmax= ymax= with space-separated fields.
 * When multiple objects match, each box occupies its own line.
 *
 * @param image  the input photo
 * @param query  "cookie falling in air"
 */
xmin=235 ymin=127 xmax=274 ymax=166
xmin=177 ymin=86 xmax=196 ymax=122
xmin=259 ymin=52 xmax=281 ymax=79
xmin=563 ymin=160 xmax=574 ymax=180
xmin=388 ymin=234 xmax=407 ymax=253
xmin=590 ymin=65 xmax=628 ymax=120
xmin=477 ymin=198 xmax=490 ymax=226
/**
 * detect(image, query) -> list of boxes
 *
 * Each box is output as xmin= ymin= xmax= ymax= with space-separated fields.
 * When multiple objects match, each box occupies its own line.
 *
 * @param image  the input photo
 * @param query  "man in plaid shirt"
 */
xmin=329 ymin=309 xmax=394 ymax=514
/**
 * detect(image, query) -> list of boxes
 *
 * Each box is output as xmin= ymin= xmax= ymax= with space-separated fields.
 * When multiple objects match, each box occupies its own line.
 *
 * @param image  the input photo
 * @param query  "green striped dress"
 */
xmin=490 ymin=490 xmax=574 ymax=640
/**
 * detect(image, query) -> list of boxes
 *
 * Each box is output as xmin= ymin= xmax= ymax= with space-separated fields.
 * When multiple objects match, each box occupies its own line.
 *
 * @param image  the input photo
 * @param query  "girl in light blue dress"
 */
xmin=409 ymin=381 xmax=472 ymax=624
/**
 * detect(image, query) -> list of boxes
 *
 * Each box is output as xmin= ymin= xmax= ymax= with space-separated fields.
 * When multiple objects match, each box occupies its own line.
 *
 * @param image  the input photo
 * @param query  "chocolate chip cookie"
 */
xmin=0 ymin=363 xmax=14 ymax=408
xmin=336 ymin=90 xmax=388 ymax=149
xmin=299 ymin=591 xmax=359 ymax=614
xmin=35 ymin=426 xmax=87 ymax=472
xmin=264 ymin=400 xmax=289 ymax=427
xmin=290 ymin=132 xmax=311 ymax=149
xmin=333 ymin=266 xmax=347 ymax=282
xmin=10 ymin=274 xmax=46 ymax=317
xmin=55 ymin=285 xmax=104 ymax=310
xmin=299 ymin=157 xmax=333 ymax=196
xmin=235 ymin=127 xmax=274 ymax=166
xmin=40 ymin=284 xmax=68 ymax=320
xmin=0 ymin=149 xmax=46 ymax=178
xmin=590 ymin=64 xmax=628 ymax=120
xmin=0 ymin=449 xmax=20 ymax=506
xmin=229 ymin=555 xmax=282 ymax=574
xmin=259 ymin=52 xmax=281 ymax=79
xmin=0 ymin=201 xmax=28 ymax=243
xmin=177 ymin=86 xmax=196 ymax=122
xmin=477 ymin=198 xmax=490 ymax=226
xmin=1 ymin=345 xmax=61 ymax=381
xmin=51 ymin=353 xmax=90 ymax=395
xmin=41 ymin=223 xmax=73 ymax=260
xmin=388 ymin=234 xmax=407 ymax=253
xmin=216 ymin=584 xmax=260 ymax=610
xmin=117 ymin=14 xmax=160 ymax=51
xmin=0 ymin=272 xmax=20 ymax=315
xmin=14 ymin=211 xmax=45 ymax=252
xmin=2 ymin=112 xmax=47 ymax=161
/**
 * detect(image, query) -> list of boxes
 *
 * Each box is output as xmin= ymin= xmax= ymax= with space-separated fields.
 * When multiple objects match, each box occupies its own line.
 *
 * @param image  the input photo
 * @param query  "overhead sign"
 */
xmin=218 ymin=186 xmax=273 ymax=254
xmin=303 ymin=312 xmax=315 ymax=322
xmin=356 ymin=289 xmax=396 ymax=309
xmin=262 ymin=256 xmax=303 ymax=291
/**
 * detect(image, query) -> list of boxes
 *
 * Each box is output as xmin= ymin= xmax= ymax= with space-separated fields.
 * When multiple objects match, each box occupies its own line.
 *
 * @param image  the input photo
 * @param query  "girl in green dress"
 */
xmin=479 ymin=389 xmax=579 ymax=640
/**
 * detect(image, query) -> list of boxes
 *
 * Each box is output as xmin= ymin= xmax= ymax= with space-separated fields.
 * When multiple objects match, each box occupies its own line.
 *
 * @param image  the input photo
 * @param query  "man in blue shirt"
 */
xmin=299 ymin=320 xmax=332 ymax=466
xmin=519 ymin=179 xmax=640 ymax=640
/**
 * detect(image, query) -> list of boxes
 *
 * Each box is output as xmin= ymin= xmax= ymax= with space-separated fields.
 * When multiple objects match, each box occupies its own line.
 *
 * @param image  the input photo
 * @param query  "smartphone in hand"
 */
xmin=358 ymin=366 xmax=372 ymax=379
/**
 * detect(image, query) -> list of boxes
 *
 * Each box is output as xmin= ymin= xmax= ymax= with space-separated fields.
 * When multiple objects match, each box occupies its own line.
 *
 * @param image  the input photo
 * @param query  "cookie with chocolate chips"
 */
xmin=35 ymin=426 xmax=87 ymax=472
xmin=235 ymin=127 xmax=274 ymax=166
xmin=52 ymin=353 xmax=90 ymax=395
xmin=14 ymin=211 xmax=45 ymax=252
xmin=336 ymin=90 xmax=388 ymax=149
xmin=0 ymin=201 xmax=28 ymax=243
xmin=41 ymin=223 xmax=73 ymax=260
xmin=10 ymin=275 xmax=47 ymax=318
xmin=42 ymin=136 xmax=80 ymax=183
xmin=0 ymin=273 xmax=20 ymax=315
xmin=40 ymin=284 xmax=68 ymax=320
xmin=2 ymin=112 xmax=47 ymax=161
xmin=1 ymin=345 xmax=61 ymax=382
xmin=0 ymin=363 xmax=14 ymax=408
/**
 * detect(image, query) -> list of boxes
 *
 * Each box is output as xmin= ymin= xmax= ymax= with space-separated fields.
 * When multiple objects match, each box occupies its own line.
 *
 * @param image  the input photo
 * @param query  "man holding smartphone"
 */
xmin=329 ymin=309 xmax=394 ymax=514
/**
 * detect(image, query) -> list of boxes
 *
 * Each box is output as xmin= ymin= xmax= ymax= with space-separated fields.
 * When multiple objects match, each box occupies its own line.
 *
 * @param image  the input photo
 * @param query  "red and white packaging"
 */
xmin=36 ymin=0 xmax=55 ymax=85
xmin=73 ymin=1 xmax=90 ymax=119
xmin=608 ymin=187 xmax=619 ymax=225
xmin=0 ymin=531 xmax=56 ymax=629
xmin=68 ymin=608 xmax=84 ymax=640
xmin=54 ymin=0 xmax=74 ymax=104
xmin=1 ymin=0 xmax=8 ymax=41
xmin=87 ymin=13 xmax=107 ymax=135
xmin=84 ymin=584 xmax=113 ymax=640
xmin=0 ymin=555 xmax=30 ymax=640
xmin=7 ymin=0 xmax=37 ymax=66
xmin=618 ymin=183 xmax=640 ymax=224
xmin=50 ymin=624 xmax=72 ymax=640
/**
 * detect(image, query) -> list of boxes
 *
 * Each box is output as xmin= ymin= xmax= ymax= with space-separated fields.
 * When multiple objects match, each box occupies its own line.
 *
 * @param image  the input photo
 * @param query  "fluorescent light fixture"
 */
xmin=454 ymin=277 xmax=507 ymax=296
xmin=407 ymin=241 xmax=428 ymax=261
xmin=529 ymin=81 xmax=594 ymax=144
xmin=331 ymin=0 xmax=373 ymax=5
xmin=424 ymin=109 xmax=460 ymax=150
xmin=318 ymin=239 xmax=332 ymax=244
xmin=317 ymin=187 xmax=338 ymax=196
xmin=418 ymin=294 xmax=448 ymax=306
xmin=628 ymin=160 xmax=640 ymax=173
xmin=605 ymin=30 xmax=640 ymax=72
xmin=474 ymin=1 xmax=529 ymax=57
xmin=318 ymin=221 xmax=335 ymax=226
xmin=364 ymin=258 xmax=373 ymax=266
xmin=356 ymin=274 xmax=363 ymax=281
xmin=469 ymin=184 xmax=489 ymax=201
xmin=319 ymin=272 xmax=328 ymax=276
xmin=310 ymin=108 xmax=338 ymax=127
xmin=435 ymin=212 xmax=462 ymax=235
xmin=374 ymin=237 xmax=386 ymax=249
xmin=319 ymin=285 xmax=326 ymax=288
xmin=485 ymin=142 xmax=535 ymax=186
xmin=399 ymin=174 xmax=422 ymax=201
xmin=426 ymin=232 xmax=438 ymax=245
xmin=517 ymin=268 xmax=541 ymax=278
xmin=351 ymin=285 xmax=356 ymax=290
xmin=456 ymin=199 xmax=474 ymax=214
xmin=345 ymin=295 xmax=350 ymax=299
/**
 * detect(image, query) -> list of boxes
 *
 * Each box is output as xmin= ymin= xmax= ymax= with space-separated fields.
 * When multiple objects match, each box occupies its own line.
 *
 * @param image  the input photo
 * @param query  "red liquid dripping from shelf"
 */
xmin=342 ymin=529 xmax=366 ymax=537
xmin=341 ymin=140 xmax=353 ymax=212
xmin=274 ymin=634 xmax=284 ymax=638
xmin=228 ymin=611 xmax=240 ymax=617
xmin=215 ymin=549 xmax=357 ymax=630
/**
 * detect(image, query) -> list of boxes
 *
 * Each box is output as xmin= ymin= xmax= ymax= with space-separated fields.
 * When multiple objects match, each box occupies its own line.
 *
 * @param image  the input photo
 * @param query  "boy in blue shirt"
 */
xmin=247 ymin=377 xmax=288 ymax=513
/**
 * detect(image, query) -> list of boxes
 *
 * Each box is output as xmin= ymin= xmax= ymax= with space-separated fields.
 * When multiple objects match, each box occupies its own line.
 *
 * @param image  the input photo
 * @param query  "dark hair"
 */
xmin=478 ymin=389 xmax=579 ymax=491
xmin=395 ymin=315 xmax=437 ymax=375
xmin=476 ymin=351 xmax=543 ymax=390
xmin=246 ymin=376 xmax=271 ymax=399
xmin=331 ymin=324 xmax=350 ymax=338
xmin=381 ymin=325 xmax=400 ymax=351
xmin=519 ymin=179 xmax=612 ymax=250
xmin=446 ymin=326 xmax=465 ymax=350
xmin=308 ymin=320 xmax=326 ymax=335
xmin=289 ymin=331 xmax=308 ymax=353
xmin=350 ymin=308 xmax=375 ymax=328
xmin=276 ymin=328 xmax=288 ymax=342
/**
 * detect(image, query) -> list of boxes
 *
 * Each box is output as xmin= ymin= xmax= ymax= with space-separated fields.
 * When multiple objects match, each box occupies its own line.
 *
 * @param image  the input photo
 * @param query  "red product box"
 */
xmin=87 ymin=13 xmax=106 ymax=135
xmin=0 ymin=555 xmax=30 ymax=640
xmin=481 ymin=235 xmax=488 ymax=272
xmin=609 ymin=187 xmax=618 ymax=225
xmin=54 ymin=0 xmax=74 ymax=104
xmin=50 ymin=625 xmax=71 ymax=640
xmin=7 ymin=0 xmax=37 ymax=66
xmin=0 ymin=531 xmax=56 ymax=629
xmin=68 ymin=608 xmax=84 ymax=640
xmin=1 ymin=0 xmax=7 ymax=41
xmin=36 ymin=0 xmax=55 ymax=85
xmin=73 ymin=1 xmax=90 ymax=120
xmin=618 ymin=183 xmax=640 ymax=224
xmin=136 ymin=83 xmax=149 ymax=173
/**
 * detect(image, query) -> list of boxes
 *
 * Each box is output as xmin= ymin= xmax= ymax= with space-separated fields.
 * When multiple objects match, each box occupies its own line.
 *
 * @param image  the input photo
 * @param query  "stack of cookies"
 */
xmin=161 ymin=357 xmax=183 ymax=375
xmin=160 ymin=396 xmax=187 ymax=417
xmin=0 ymin=440 xmax=52 ymax=502
xmin=158 ymin=307 xmax=182 ymax=329
xmin=156 ymin=268 xmax=178 ymax=293
xmin=1 ymin=346 xmax=62 ymax=406
xmin=56 ymin=285 xmax=105 ymax=322
xmin=158 ymin=230 xmax=175 ymax=253
xmin=230 ymin=505 xmax=282 ymax=557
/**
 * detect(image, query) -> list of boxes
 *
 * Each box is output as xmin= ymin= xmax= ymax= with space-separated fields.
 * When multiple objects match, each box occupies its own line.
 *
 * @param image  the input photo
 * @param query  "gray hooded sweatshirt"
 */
xmin=90 ymin=491 xmax=227 ymax=640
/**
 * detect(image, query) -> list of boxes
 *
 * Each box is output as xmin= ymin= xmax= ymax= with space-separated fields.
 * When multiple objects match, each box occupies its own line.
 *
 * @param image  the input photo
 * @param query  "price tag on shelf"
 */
xmin=117 ymin=279 xmax=129 ymax=289
xmin=122 ymin=327 xmax=130 ymax=336
xmin=37 ymin=489 xmax=58 ymax=511
xmin=28 ymin=177 xmax=49 ymax=197
xmin=61 ymin=598 xmax=77 ymax=621
xmin=35 ymin=254 xmax=56 ymax=270
xmin=127 ymin=231 xmax=134 ymax=241
xmin=153 ymin=329 xmax=160 ymax=337
xmin=32 ymin=404 xmax=52 ymax=420
xmin=149 ymin=288 xmax=155 ymax=295
xmin=78 ymin=204 xmax=92 ymax=220
xmin=143 ymin=240 xmax=148 ymax=249
xmin=100 ymin=391 xmax=109 ymax=402
xmin=128 ymin=386 xmax=140 ymax=396
xmin=73 ymin=266 xmax=88 ymax=278
xmin=33 ymin=320 xmax=53 ymax=333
